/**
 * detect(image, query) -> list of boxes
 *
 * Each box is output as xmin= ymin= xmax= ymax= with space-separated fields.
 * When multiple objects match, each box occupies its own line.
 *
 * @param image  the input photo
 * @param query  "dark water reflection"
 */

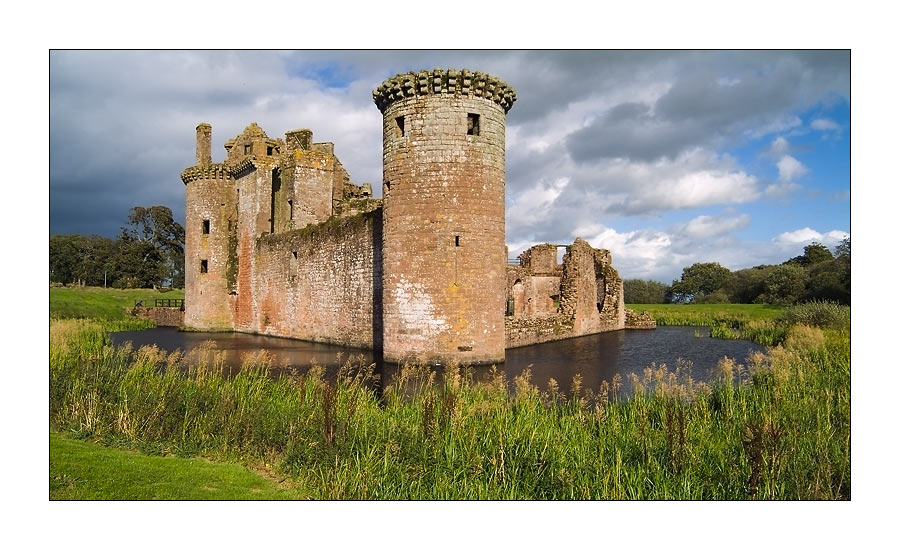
xmin=109 ymin=326 xmax=765 ymax=393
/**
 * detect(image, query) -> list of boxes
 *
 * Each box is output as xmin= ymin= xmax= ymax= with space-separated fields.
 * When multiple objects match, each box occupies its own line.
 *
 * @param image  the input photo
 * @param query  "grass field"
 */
xmin=50 ymin=431 xmax=297 ymax=500
xmin=50 ymin=286 xmax=184 ymax=321
xmin=627 ymin=303 xmax=784 ymax=326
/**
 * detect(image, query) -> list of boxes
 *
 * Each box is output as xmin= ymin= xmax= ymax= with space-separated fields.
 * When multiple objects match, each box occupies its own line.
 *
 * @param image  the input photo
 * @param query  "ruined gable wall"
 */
xmin=242 ymin=209 xmax=381 ymax=348
xmin=505 ymin=239 xmax=625 ymax=348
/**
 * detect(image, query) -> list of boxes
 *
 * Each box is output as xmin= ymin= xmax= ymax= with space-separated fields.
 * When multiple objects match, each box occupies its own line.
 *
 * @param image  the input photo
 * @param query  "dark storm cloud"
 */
xmin=564 ymin=51 xmax=849 ymax=164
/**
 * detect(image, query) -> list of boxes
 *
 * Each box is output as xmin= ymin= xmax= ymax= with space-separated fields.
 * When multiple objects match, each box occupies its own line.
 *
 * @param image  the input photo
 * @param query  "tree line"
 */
xmin=50 ymin=206 xmax=185 ymax=288
xmin=624 ymin=238 xmax=850 ymax=305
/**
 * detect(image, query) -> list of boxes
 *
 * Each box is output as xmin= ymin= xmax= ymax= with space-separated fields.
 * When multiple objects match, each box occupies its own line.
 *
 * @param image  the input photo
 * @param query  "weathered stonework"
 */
xmin=504 ymin=239 xmax=626 ymax=348
xmin=182 ymin=68 xmax=638 ymax=365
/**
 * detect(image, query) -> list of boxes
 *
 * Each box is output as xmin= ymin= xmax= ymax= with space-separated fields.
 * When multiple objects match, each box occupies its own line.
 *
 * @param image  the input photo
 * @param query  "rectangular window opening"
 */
xmin=395 ymin=116 xmax=405 ymax=137
xmin=200 ymin=260 xmax=208 ymax=274
xmin=467 ymin=113 xmax=480 ymax=136
xmin=201 ymin=219 xmax=210 ymax=234
xmin=244 ymin=144 xmax=252 ymax=155
xmin=455 ymin=235 xmax=460 ymax=247
xmin=267 ymin=146 xmax=273 ymax=156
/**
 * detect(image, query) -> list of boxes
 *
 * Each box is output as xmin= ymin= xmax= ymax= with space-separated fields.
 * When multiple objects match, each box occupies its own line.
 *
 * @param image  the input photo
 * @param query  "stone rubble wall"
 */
xmin=129 ymin=306 xmax=185 ymax=327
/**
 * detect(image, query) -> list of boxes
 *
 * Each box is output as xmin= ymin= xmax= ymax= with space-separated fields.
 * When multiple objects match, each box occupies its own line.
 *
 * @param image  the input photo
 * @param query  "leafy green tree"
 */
xmin=786 ymin=242 xmax=834 ymax=267
xmin=123 ymin=206 xmax=185 ymax=287
xmin=623 ymin=279 xmax=670 ymax=304
xmin=106 ymin=232 xmax=167 ymax=288
xmin=667 ymin=262 xmax=733 ymax=303
xmin=755 ymin=264 xmax=808 ymax=305
xmin=724 ymin=265 xmax=774 ymax=304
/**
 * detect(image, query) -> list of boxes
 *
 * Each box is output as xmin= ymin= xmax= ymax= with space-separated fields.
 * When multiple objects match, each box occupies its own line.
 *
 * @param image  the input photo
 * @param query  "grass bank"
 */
xmin=50 ymin=431 xmax=296 ymax=499
xmin=50 ymin=286 xmax=184 ymax=321
xmin=50 ymin=317 xmax=850 ymax=500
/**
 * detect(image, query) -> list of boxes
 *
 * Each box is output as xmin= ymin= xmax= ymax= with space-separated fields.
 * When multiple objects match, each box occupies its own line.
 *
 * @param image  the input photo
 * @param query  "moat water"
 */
xmin=109 ymin=326 xmax=765 ymax=393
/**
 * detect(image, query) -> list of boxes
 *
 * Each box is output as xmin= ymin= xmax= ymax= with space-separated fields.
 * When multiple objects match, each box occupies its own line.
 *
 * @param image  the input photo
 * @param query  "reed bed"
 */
xmin=50 ymin=318 xmax=849 ymax=500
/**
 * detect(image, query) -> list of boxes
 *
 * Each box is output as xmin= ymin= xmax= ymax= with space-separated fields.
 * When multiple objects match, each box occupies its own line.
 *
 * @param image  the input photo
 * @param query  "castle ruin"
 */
xmin=182 ymin=68 xmax=635 ymax=365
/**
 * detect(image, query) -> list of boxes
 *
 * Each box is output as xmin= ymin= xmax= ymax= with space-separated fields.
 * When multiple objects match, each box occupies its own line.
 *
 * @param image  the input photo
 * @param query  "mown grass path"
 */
xmin=50 ymin=431 xmax=298 ymax=500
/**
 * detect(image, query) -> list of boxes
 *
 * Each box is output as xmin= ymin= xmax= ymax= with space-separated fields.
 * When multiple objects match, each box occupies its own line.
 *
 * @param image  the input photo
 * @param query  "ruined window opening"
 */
xmin=267 ymin=146 xmax=273 ymax=156
xmin=467 ymin=113 xmax=480 ymax=136
xmin=394 ymin=116 xmax=405 ymax=137
xmin=455 ymin=235 xmax=460 ymax=247
xmin=244 ymin=144 xmax=251 ymax=155
xmin=202 ymin=219 xmax=210 ymax=234
xmin=292 ymin=251 xmax=298 ymax=259
xmin=383 ymin=181 xmax=391 ymax=195
xmin=270 ymin=168 xmax=281 ymax=234
xmin=200 ymin=260 xmax=208 ymax=274
xmin=288 ymin=199 xmax=293 ymax=220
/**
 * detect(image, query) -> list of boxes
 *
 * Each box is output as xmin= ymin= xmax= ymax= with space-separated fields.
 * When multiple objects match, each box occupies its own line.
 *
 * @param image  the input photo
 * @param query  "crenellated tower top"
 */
xmin=372 ymin=68 xmax=517 ymax=114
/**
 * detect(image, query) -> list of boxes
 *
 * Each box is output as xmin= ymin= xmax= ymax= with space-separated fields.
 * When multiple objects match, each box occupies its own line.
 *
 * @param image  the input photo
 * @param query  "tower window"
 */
xmin=467 ymin=113 xmax=480 ymax=136
xmin=288 ymin=199 xmax=294 ymax=220
xmin=200 ymin=260 xmax=208 ymax=274
xmin=383 ymin=181 xmax=391 ymax=194
xmin=267 ymin=146 xmax=273 ymax=156
xmin=244 ymin=144 xmax=251 ymax=155
xmin=455 ymin=235 xmax=460 ymax=247
xmin=394 ymin=116 xmax=405 ymax=137
xmin=202 ymin=219 xmax=210 ymax=234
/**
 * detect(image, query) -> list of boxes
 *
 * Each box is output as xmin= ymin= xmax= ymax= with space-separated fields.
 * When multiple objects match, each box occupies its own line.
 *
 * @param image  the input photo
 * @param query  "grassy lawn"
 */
xmin=50 ymin=431 xmax=300 ymax=500
xmin=50 ymin=286 xmax=185 ymax=321
xmin=627 ymin=303 xmax=784 ymax=326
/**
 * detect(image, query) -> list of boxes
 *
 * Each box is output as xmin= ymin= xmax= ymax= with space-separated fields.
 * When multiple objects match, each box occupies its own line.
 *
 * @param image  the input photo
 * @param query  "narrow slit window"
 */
xmin=200 ymin=260 xmax=208 ymax=274
xmin=288 ymin=199 xmax=294 ymax=220
xmin=395 ymin=116 xmax=405 ymax=137
xmin=201 ymin=219 xmax=210 ymax=234
xmin=467 ymin=113 xmax=480 ymax=136
xmin=292 ymin=251 xmax=298 ymax=259
xmin=455 ymin=235 xmax=460 ymax=247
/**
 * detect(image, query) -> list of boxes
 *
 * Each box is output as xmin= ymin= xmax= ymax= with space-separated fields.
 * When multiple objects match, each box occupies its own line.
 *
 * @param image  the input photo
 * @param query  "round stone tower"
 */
xmin=182 ymin=122 xmax=236 ymax=330
xmin=373 ymin=68 xmax=517 ymax=365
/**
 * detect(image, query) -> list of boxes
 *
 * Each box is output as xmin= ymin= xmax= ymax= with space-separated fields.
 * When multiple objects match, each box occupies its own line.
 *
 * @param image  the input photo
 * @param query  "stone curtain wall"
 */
xmin=241 ymin=210 xmax=381 ymax=348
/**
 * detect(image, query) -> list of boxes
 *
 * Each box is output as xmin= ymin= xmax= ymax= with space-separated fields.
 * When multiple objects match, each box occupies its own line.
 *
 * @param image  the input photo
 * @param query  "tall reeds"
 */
xmin=49 ymin=318 xmax=849 ymax=499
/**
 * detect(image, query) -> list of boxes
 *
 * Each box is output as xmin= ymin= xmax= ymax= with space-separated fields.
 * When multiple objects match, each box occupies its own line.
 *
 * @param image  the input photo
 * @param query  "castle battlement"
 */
xmin=373 ymin=68 xmax=517 ymax=114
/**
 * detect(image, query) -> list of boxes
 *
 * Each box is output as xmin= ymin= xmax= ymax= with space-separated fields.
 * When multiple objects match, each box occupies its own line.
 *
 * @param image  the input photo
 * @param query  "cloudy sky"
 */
xmin=49 ymin=50 xmax=849 ymax=282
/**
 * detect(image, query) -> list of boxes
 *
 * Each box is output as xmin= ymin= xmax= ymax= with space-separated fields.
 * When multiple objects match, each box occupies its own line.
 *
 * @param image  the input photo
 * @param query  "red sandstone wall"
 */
xmin=239 ymin=211 xmax=381 ymax=348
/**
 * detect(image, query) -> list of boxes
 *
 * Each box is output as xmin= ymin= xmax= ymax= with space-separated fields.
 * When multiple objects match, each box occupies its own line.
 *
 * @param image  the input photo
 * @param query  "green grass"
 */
xmin=50 ymin=286 xmax=184 ymax=321
xmin=627 ymin=303 xmax=784 ymax=326
xmin=50 ymin=316 xmax=850 ymax=500
xmin=50 ymin=431 xmax=298 ymax=500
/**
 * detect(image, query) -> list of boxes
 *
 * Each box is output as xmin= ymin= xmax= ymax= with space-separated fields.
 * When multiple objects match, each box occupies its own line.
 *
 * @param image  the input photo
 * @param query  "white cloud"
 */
xmin=774 ymin=227 xmax=849 ymax=247
xmin=676 ymin=213 xmax=751 ymax=239
xmin=767 ymin=136 xmax=791 ymax=157
xmin=811 ymin=118 xmax=841 ymax=131
xmin=777 ymin=155 xmax=808 ymax=182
